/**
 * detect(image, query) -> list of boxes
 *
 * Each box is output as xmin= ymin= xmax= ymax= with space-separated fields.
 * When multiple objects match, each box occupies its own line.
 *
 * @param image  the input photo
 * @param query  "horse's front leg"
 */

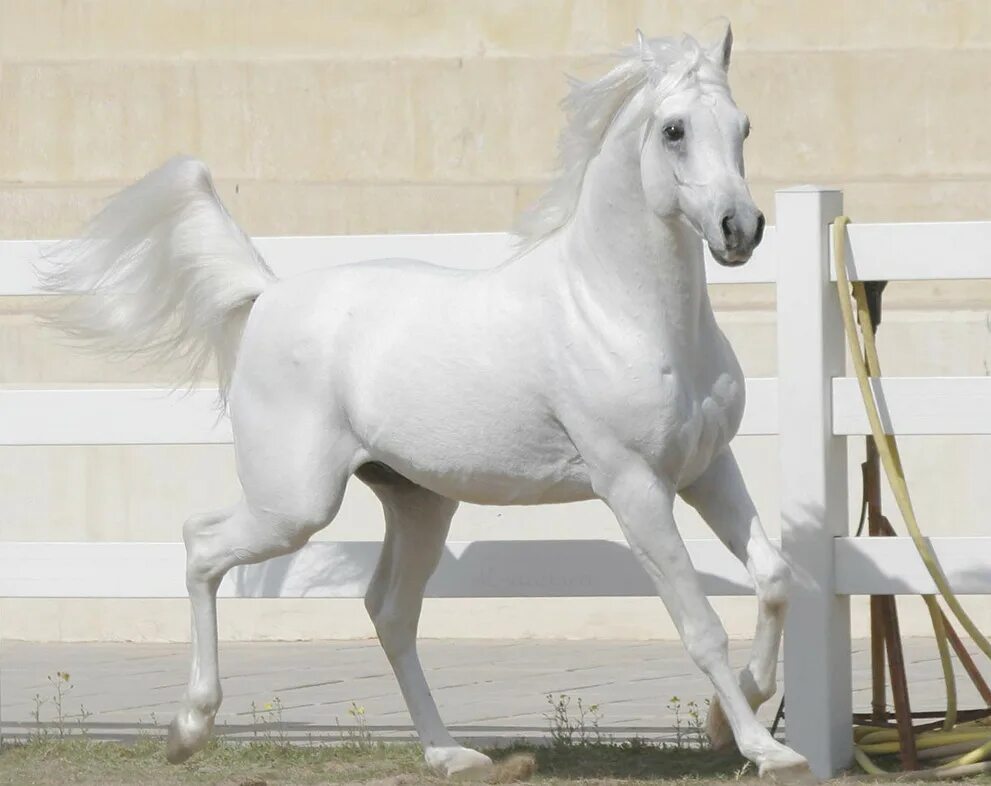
xmin=600 ymin=462 xmax=808 ymax=778
xmin=680 ymin=448 xmax=792 ymax=752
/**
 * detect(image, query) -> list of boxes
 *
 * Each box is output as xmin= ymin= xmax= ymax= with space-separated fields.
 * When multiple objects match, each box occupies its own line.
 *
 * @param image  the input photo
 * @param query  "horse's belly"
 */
xmin=370 ymin=442 xmax=595 ymax=506
xmin=356 ymin=404 xmax=595 ymax=505
xmin=411 ymin=463 xmax=595 ymax=506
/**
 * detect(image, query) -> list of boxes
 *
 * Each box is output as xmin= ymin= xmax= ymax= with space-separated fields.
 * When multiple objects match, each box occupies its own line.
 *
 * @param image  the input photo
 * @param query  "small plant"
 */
xmin=686 ymin=698 xmax=710 ymax=749
xmin=49 ymin=671 xmax=73 ymax=738
xmin=666 ymin=695 xmax=710 ymax=750
xmin=250 ymin=697 xmax=288 ymax=746
xmin=337 ymin=702 xmax=373 ymax=749
xmin=249 ymin=700 xmax=260 ymax=740
xmin=543 ymin=693 xmax=602 ymax=747
xmin=77 ymin=703 xmax=92 ymax=737
xmin=667 ymin=695 xmax=684 ymax=749
xmin=135 ymin=711 xmax=162 ymax=740
xmin=27 ymin=671 xmax=90 ymax=740
xmin=30 ymin=692 xmax=48 ymax=740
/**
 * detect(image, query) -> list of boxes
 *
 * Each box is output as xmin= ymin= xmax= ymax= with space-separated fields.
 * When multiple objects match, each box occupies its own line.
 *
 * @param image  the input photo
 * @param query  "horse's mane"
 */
xmin=512 ymin=34 xmax=727 ymax=254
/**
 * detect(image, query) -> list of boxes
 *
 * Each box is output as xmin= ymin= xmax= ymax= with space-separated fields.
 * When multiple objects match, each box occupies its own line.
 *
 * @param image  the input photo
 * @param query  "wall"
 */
xmin=2 ymin=0 xmax=990 ymax=641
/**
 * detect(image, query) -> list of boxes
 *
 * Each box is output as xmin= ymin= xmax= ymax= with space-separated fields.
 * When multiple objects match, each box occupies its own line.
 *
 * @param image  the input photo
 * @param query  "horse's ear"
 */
xmin=636 ymin=29 xmax=654 ymax=64
xmin=707 ymin=21 xmax=733 ymax=72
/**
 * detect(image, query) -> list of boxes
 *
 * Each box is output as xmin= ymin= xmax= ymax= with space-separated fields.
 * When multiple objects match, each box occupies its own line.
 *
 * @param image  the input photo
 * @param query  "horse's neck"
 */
xmin=557 ymin=123 xmax=711 ymax=354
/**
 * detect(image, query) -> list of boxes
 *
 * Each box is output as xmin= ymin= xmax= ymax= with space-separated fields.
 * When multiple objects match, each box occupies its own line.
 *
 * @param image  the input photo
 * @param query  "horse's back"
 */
xmin=232 ymin=257 xmax=468 ymax=399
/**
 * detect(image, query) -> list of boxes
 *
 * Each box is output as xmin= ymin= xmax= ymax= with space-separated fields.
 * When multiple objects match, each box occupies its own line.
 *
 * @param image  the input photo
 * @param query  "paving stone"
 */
xmin=2 ymin=638 xmax=987 ymax=745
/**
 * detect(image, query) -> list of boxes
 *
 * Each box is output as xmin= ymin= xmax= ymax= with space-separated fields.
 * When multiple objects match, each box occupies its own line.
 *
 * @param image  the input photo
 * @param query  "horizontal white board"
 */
xmin=5 ymin=536 xmax=989 ymax=599
xmin=0 ymin=379 xmax=779 ymax=445
xmin=832 ymin=376 xmax=991 ymax=435
xmin=0 ymin=539 xmax=753 ymax=599
xmin=0 ymin=230 xmax=776 ymax=297
xmin=833 ymin=221 xmax=991 ymax=282
xmin=0 ymin=241 xmax=47 ymax=296
xmin=835 ymin=537 xmax=991 ymax=595
xmin=0 ymin=389 xmax=232 ymax=445
xmin=10 ymin=221 xmax=991 ymax=296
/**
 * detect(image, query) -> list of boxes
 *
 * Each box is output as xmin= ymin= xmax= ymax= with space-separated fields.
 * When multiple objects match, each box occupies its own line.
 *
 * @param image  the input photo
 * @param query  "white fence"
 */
xmin=2 ymin=186 xmax=991 ymax=776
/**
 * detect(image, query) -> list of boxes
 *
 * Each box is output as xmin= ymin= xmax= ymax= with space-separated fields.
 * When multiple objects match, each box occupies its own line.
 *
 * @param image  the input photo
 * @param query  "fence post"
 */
xmin=775 ymin=186 xmax=852 ymax=777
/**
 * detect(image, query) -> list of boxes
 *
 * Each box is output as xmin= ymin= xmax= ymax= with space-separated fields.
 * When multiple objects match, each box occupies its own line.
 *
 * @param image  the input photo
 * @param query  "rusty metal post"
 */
xmin=880 ymin=592 xmax=919 ymax=769
xmin=865 ymin=446 xmax=887 ymax=725
xmin=861 ymin=280 xmax=917 ymax=768
xmin=942 ymin=611 xmax=991 ymax=707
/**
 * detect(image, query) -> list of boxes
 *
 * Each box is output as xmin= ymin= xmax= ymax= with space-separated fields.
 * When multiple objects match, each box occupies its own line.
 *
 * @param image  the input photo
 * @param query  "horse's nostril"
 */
xmin=754 ymin=212 xmax=766 ymax=247
xmin=721 ymin=214 xmax=735 ymax=242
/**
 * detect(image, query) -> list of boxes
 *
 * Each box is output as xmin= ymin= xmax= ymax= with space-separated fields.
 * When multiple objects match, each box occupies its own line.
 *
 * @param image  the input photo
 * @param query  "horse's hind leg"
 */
xmin=358 ymin=464 xmax=494 ymax=778
xmin=167 ymin=415 xmax=356 ymax=764
xmin=680 ymin=448 xmax=791 ymax=750
xmin=167 ymin=502 xmax=270 ymax=762
xmin=167 ymin=492 xmax=347 ymax=763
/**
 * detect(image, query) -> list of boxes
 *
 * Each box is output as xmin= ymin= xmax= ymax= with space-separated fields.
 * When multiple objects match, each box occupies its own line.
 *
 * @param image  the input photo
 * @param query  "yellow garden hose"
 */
xmin=852 ymin=282 xmax=961 ymax=736
xmin=832 ymin=216 xmax=991 ymax=776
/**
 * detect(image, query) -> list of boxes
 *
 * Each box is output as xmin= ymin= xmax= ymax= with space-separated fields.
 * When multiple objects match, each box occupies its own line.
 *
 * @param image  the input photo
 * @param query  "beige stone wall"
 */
xmin=5 ymin=0 xmax=991 ymax=237
xmin=3 ymin=1 xmax=991 ymax=641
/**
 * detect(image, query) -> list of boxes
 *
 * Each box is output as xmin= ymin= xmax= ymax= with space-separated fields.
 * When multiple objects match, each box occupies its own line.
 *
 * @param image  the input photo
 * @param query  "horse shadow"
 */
xmin=229 ymin=538 xmax=753 ymax=599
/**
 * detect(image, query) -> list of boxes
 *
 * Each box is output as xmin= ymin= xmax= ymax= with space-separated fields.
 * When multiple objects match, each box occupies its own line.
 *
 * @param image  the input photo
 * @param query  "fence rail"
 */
xmin=4 ymin=536 xmax=990 ymax=601
xmin=3 ymin=186 xmax=990 ymax=776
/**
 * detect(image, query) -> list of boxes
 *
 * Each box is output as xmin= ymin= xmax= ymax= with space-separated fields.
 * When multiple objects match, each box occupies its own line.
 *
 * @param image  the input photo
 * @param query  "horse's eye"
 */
xmin=743 ymin=119 xmax=752 ymax=139
xmin=662 ymin=123 xmax=684 ymax=142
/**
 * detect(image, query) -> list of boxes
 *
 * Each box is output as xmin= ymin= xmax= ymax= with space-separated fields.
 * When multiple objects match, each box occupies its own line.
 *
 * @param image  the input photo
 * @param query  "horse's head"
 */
xmin=638 ymin=26 xmax=764 ymax=267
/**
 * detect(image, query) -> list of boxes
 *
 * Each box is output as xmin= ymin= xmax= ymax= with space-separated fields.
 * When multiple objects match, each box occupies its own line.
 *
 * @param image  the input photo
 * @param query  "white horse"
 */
xmin=45 ymin=26 xmax=807 ymax=778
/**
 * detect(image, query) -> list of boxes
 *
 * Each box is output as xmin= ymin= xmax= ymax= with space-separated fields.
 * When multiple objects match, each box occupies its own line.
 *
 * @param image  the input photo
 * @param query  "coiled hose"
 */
xmin=833 ymin=216 xmax=991 ymax=777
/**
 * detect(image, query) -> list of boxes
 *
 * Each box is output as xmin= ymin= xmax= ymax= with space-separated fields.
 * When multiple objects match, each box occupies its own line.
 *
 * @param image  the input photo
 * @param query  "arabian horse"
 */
xmin=44 ymin=26 xmax=806 ymax=778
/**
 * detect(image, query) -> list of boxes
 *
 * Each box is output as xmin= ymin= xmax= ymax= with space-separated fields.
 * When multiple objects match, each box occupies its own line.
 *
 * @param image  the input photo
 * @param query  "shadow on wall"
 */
xmin=230 ymin=538 xmax=754 ymax=599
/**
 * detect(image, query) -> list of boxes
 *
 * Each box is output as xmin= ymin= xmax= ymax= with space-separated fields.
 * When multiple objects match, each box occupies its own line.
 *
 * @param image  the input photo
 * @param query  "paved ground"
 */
xmin=2 ymin=638 xmax=987 ymax=746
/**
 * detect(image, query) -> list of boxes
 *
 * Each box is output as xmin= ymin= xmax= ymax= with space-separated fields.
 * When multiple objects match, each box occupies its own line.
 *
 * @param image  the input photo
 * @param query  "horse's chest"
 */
xmin=622 ymin=363 xmax=745 ymax=484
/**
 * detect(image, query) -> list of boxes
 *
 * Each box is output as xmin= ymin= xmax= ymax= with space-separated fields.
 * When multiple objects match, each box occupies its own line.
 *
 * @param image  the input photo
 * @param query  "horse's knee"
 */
xmin=751 ymin=544 xmax=791 ymax=609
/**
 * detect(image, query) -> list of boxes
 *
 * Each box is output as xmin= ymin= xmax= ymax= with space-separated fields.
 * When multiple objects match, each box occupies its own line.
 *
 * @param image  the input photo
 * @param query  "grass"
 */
xmin=0 ymin=738 xmax=423 ymax=785
xmin=7 ymin=679 xmax=756 ymax=785
xmin=10 ymin=676 xmax=989 ymax=785
xmin=0 ymin=737 xmax=750 ymax=786
xmin=8 ymin=734 xmax=991 ymax=786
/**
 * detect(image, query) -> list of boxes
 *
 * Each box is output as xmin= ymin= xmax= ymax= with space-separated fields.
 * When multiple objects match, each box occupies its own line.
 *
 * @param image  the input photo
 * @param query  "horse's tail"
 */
xmin=41 ymin=156 xmax=275 ymax=406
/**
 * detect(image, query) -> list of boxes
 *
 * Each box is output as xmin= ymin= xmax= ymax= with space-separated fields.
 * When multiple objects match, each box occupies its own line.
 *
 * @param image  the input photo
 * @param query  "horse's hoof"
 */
xmin=166 ymin=709 xmax=213 ymax=764
xmin=705 ymin=697 xmax=737 ymax=751
xmin=425 ymin=745 xmax=494 ymax=778
xmin=165 ymin=721 xmax=195 ymax=764
xmin=758 ymin=747 xmax=816 ymax=784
